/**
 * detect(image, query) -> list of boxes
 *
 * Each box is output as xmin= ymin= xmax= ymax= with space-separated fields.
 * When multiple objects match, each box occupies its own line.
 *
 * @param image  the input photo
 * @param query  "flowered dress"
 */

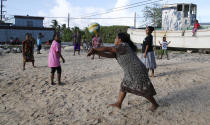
xmin=22 ymin=40 xmax=34 ymax=62
xmin=115 ymin=43 xmax=157 ymax=97
xmin=92 ymin=37 xmax=102 ymax=48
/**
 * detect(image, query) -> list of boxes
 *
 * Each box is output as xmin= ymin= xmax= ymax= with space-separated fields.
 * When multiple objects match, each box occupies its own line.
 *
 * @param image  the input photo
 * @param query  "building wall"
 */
xmin=162 ymin=4 xmax=196 ymax=31
xmin=0 ymin=29 xmax=54 ymax=43
xmin=15 ymin=18 xmax=43 ymax=28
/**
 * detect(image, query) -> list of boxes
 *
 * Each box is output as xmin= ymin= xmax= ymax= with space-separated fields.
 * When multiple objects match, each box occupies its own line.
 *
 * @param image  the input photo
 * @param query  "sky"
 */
xmin=3 ymin=0 xmax=210 ymax=28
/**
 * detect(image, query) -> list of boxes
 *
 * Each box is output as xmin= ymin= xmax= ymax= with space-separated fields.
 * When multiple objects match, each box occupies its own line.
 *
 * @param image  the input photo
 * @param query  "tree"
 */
xmin=51 ymin=20 xmax=58 ymax=29
xmin=143 ymin=4 xmax=162 ymax=28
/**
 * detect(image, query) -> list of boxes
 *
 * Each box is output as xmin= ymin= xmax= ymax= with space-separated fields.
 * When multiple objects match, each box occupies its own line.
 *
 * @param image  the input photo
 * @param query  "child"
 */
xmin=37 ymin=33 xmax=44 ymax=54
xmin=22 ymin=33 xmax=35 ymax=70
xmin=141 ymin=26 xmax=157 ymax=77
xmin=159 ymin=36 xmax=171 ymax=60
xmin=87 ymin=32 xmax=159 ymax=111
xmin=192 ymin=20 xmax=200 ymax=36
xmin=48 ymin=32 xmax=65 ymax=85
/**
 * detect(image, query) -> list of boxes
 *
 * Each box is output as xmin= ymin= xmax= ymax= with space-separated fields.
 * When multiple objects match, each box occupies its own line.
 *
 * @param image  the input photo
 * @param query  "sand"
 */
xmin=0 ymin=49 xmax=210 ymax=125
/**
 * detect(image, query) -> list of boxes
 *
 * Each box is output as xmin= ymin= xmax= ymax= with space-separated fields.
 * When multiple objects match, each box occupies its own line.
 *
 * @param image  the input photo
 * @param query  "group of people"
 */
xmin=22 ymin=25 xmax=182 ymax=112
xmin=73 ymin=29 xmax=103 ymax=59
xmin=21 ymin=26 xmax=163 ymax=111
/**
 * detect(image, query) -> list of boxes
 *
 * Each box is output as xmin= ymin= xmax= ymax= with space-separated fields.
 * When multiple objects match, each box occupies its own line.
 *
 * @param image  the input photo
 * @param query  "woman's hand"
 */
xmin=144 ymin=53 xmax=147 ymax=58
xmin=62 ymin=58 xmax=65 ymax=63
xmin=87 ymin=48 xmax=96 ymax=56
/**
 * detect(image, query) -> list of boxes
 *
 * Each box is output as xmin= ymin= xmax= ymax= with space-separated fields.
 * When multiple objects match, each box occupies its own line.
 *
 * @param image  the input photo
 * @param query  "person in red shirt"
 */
xmin=192 ymin=20 xmax=200 ymax=36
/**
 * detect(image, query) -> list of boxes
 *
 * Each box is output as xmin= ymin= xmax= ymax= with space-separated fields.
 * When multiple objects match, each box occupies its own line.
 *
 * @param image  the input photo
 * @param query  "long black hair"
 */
xmin=117 ymin=32 xmax=138 ymax=53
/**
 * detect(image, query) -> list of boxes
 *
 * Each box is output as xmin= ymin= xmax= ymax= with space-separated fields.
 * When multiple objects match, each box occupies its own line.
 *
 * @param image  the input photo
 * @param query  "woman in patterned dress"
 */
xmin=87 ymin=32 xmax=159 ymax=111
xmin=91 ymin=32 xmax=102 ymax=59
xmin=22 ymin=33 xmax=35 ymax=70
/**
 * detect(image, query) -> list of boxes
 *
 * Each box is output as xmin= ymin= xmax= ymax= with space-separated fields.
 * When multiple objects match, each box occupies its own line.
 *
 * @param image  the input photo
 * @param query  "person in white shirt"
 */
xmin=159 ymin=36 xmax=171 ymax=60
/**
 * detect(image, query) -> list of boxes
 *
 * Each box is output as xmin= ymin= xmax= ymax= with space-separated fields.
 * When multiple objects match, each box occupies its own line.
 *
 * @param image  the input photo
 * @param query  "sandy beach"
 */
xmin=0 ymin=49 xmax=210 ymax=125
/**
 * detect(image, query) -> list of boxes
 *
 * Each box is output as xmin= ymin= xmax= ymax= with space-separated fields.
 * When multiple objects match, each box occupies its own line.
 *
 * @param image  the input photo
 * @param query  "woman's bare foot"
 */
xmin=149 ymin=104 xmax=159 ymax=112
xmin=51 ymin=82 xmax=56 ymax=85
xmin=150 ymin=75 xmax=156 ymax=78
xmin=109 ymin=103 xmax=121 ymax=109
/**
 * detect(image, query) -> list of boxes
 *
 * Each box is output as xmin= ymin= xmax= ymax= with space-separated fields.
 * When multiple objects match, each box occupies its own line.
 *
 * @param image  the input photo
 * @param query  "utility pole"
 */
xmin=68 ymin=13 xmax=70 ymax=28
xmin=1 ymin=0 xmax=3 ymax=21
xmin=134 ymin=12 xmax=136 ymax=28
xmin=0 ymin=0 xmax=6 ymax=21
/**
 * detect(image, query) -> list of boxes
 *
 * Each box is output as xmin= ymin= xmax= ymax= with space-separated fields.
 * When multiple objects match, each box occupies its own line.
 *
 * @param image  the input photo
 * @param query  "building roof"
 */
xmin=163 ymin=3 xmax=197 ymax=8
xmin=14 ymin=15 xmax=44 ymax=20
xmin=0 ymin=26 xmax=54 ymax=31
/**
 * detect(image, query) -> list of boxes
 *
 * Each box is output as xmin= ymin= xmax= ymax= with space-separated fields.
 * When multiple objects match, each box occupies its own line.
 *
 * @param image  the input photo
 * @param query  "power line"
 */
xmin=81 ymin=0 xmax=155 ymax=17
xmin=44 ymin=16 xmax=144 ymax=20
xmin=82 ymin=0 xmax=164 ymax=18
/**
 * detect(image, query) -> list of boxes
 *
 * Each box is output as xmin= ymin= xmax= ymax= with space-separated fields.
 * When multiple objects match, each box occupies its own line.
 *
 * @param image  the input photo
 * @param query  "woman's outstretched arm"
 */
xmin=87 ymin=47 xmax=116 ymax=58
xmin=94 ymin=46 xmax=117 ymax=53
xmin=96 ymin=51 xmax=116 ymax=58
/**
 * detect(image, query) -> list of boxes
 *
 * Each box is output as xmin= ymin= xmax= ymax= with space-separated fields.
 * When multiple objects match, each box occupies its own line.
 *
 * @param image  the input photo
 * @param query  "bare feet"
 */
xmin=149 ymin=104 xmax=159 ymax=112
xmin=51 ymin=82 xmax=56 ymax=85
xmin=150 ymin=74 xmax=155 ymax=78
xmin=109 ymin=103 xmax=121 ymax=109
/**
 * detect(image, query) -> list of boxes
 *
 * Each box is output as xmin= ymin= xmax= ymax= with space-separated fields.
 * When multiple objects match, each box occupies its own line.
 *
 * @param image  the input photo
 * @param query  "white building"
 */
xmin=162 ymin=3 xmax=197 ymax=30
xmin=0 ymin=15 xmax=54 ymax=43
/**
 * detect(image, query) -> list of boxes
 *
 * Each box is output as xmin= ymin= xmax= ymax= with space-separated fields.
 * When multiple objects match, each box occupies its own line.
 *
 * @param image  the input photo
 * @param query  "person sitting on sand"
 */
xmin=22 ymin=33 xmax=35 ymax=70
xmin=192 ymin=20 xmax=200 ymax=36
xmin=159 ymin=36 xmax=171 ymax=60
xmin=87 ymin=32 xmax=159 ymax=111
xmin=48 ymin=32 xmax=65 ymax=85
xmin=141 ymin=26 xmax=157 ymax=77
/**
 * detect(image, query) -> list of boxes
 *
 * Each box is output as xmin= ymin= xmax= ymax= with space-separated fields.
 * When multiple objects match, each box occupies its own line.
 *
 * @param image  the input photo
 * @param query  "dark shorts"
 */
xmin=37 ymin=45 xmax=42 ymax=51
xmin=51 ymin=66 xmax=62 ymax=74
xmin=74 ymin=43 xmax=80 ymax=51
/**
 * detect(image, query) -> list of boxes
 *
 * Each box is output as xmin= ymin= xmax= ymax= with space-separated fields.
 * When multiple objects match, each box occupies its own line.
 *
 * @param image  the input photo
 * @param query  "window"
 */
xmin=177 ymin=5 xmax=182 ymax=11
xmin=27 ymin=21 xmax=33 ymax=27
xmin=191 ymin=5 xmax=196 ymax=14
xmin=184 ymin=5 xmax=189 ymax=17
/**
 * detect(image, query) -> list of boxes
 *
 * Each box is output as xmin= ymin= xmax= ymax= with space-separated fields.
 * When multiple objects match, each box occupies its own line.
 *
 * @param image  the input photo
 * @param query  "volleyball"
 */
xmin=88 ymin=23 xmax=100 ymax=34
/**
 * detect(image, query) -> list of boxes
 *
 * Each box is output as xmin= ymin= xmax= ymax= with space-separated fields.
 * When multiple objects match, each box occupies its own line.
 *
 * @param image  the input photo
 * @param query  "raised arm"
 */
xmin=159 ymin=41 xmax=161 ymax=45
xmin=167 ymin=41 xmax=171 ymax=45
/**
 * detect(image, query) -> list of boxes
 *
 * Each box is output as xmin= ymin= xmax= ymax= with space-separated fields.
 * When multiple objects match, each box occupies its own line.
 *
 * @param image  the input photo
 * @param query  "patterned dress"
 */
xmin=115 ymin=43 xmax=157 ymax=97
xmin=22 ymin=40 xmax=34 ymax=62
xmin=92 ymin=37 xmax=102 ymax=48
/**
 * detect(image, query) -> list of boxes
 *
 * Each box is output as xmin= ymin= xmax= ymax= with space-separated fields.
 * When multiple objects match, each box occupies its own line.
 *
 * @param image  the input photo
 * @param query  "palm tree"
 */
xmin=51 ymin=20 xmax=58 ymax=29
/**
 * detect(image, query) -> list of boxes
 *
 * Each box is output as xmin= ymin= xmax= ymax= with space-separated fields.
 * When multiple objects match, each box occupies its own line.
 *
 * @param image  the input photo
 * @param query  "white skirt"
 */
xmin=141 ymin=51 xmax=157 ymax=69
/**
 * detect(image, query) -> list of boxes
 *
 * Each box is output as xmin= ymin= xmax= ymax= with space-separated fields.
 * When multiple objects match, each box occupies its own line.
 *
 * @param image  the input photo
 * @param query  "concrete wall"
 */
xmin=0 ymin=29 xmax=54 ymax=43
xmin=128 ymin=28 xmax=210 ymax=49
xmin=15 ymin=18 xmax=43 ymax=28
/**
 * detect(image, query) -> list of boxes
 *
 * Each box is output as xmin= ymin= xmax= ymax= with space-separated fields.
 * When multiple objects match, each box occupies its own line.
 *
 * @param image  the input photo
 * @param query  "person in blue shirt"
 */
xmin=37 ymin=33 xmax=44 ymax=54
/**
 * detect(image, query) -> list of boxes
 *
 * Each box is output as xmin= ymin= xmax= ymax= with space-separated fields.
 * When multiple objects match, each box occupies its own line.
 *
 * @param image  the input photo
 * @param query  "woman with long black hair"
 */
xmin=141 ymin=26 xmax=157 ymax=77
xmin=87 ymin=32 xmax=159 ymax=111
